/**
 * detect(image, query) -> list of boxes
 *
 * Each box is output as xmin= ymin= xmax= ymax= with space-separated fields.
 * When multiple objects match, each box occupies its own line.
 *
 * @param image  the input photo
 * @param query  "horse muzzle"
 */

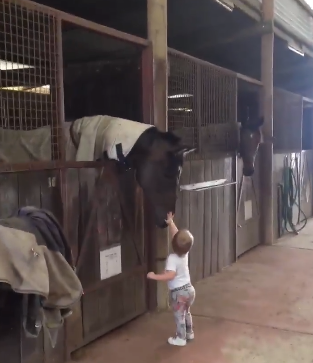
xmin=243 ymin=167 xmax=255 ymax=177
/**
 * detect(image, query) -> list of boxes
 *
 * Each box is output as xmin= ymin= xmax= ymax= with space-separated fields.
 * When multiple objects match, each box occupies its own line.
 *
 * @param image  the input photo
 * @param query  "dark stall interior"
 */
xmin=62 ymin=22 xmax=144 ymax=122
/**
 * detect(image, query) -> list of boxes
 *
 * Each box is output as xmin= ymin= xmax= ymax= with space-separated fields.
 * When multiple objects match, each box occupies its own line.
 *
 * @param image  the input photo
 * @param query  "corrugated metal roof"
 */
xmin=303 ymin=0 xmax=313 ymax=9
xmin=240 ymin=0 xmax=313 ymax=47
xmin=275 ymin=0 xmax=313 ymax=46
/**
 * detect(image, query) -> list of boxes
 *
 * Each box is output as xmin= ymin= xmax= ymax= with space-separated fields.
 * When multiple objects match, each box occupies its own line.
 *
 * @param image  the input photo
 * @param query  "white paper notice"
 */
xmin=100 ymin=245 xmax=122 ymax=280
xmin=244 ymin=200 xmax=253 ymax=221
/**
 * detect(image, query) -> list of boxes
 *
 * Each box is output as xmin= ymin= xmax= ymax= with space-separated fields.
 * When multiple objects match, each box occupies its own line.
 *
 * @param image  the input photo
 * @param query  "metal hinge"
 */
xmin=48 ymin=177 xmax=56 ymax=188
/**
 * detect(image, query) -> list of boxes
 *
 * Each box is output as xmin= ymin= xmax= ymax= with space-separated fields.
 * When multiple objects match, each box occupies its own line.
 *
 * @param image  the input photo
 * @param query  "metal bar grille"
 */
xmin=0 ymin=0 xmax=60 ymax=159
xmin=168 ymin=49 xmax=238 ymax=158
xmin=168 ymin=50 xmax=196 ymax=149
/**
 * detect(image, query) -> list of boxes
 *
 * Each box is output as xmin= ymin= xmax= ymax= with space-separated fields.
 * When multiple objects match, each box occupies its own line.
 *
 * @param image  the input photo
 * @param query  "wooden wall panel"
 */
xmin=189 ymin=160 xmax=205 ymax=283
xmin=175 ymin=156 xmax=236 ymax=284
xmin=236 ymin=153 xmax=261 ymax=256
xmin=62 ymin=167 xmax=147 ymax=353
xmin=203 ymin=159 xmax=212 ymax=278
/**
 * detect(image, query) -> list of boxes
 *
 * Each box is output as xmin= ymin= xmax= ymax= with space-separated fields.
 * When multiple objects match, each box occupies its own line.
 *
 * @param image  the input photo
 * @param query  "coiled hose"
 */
xmin=278 ymin=155 xmax=307 ymax=235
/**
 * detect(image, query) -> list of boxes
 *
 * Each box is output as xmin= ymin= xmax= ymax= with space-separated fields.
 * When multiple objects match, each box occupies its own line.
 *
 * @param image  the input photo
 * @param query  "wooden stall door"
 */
xmin=236 ymin=154 xmax=261 ymax=257
xmin=175 ymin=157 xmax=236 ymax=283
xmin=67 ymin=167 xmax=147 ymax=349
xmin=0 ymin=170 xmax=64 ymax=363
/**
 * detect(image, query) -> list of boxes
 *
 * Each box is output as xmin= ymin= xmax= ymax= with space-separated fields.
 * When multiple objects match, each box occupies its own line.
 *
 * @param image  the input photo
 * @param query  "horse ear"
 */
xmin=173 ymin=145 xmax=196 ymax=157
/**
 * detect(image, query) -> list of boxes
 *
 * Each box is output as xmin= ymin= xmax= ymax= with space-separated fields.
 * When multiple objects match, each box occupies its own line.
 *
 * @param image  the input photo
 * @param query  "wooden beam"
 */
xmin=193 ymin=21 xmax=273 ymax=50
xmin=148 ymin=0 xmax=168 ymax=132
xmin=147 ymin=0 xmax=169 ymax=310
xmin=237 ymin=72 xmax=262 ymax=86
xmin=260 ymin=0 xmax=274 ymax=245
xmin=233 ymin=0 xmax=262 ymax=21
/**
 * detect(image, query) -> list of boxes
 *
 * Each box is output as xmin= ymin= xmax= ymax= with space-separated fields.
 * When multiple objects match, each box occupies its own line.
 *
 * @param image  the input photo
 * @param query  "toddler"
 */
xmin=147 ymin=212 xmax=195 ymax=346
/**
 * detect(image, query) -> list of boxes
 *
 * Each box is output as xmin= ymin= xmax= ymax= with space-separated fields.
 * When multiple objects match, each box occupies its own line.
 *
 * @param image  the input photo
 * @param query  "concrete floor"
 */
xmin=73 ymin=223 xmax=313 ymax=363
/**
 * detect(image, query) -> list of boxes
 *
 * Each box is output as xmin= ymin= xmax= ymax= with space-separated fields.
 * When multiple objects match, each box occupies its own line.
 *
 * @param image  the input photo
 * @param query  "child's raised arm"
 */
xmin=166 ymin=212 xmax=178 ymax=239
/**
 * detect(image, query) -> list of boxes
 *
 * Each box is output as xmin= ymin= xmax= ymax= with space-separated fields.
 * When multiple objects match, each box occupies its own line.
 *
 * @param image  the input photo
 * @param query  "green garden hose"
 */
xmin=278 ymin=156 xmax=307 ymax=235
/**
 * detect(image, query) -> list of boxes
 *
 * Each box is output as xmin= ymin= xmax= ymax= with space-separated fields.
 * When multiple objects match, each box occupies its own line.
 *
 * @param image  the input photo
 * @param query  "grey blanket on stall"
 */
xmin=0 ymin=207 xmax=82 ymax=347
xmin=0 ymin=115 xmax=153 ymax=162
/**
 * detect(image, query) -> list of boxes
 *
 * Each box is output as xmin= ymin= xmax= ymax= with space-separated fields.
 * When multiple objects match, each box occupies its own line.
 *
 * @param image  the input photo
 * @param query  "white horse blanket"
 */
xmin=0 ymin=115 xmax=154 ymax=163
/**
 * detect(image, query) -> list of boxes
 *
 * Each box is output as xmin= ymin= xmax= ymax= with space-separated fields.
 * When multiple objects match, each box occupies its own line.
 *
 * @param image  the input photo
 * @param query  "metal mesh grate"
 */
xmin=168 ymin=51 xmax=197 ymax=148
xmin=168 ymin=49 xmax=238 ymax=157
xmin=0 ymin=0 xmax=60 ymax=160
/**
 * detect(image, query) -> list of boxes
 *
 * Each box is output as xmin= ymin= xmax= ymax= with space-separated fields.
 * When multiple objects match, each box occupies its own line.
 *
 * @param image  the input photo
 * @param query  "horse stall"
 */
xmin=168 ymin=48 xmax=238 ymax=283
xmin=0 ymin=0 xmax=152 ymax=362
xmin=273 ymin=88 xmax=313 ymax=240
xmin=60 ymin=20 xmax=151 ymax=357
xmin=236 ymin=79 xmax=262 ymax=257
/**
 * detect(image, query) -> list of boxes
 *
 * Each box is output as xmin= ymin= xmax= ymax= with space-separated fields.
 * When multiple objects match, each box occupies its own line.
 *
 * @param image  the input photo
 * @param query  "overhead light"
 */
xmin=168 ymin=94 xmax=193 ymax=99
xmin=0 ymin=59 xmax=34 ymax=71
xmin=215 ymin=0 xmax=234 ymax=12
xmin=288 ymin=45 xmax=304 ymax=56
xmin=0 ymin=84 xmax=50 ymax=94
xmin=287 ymin=41 xmax=304 ymax=57
xmin=169 ymin=108 xmax=193 ymax=112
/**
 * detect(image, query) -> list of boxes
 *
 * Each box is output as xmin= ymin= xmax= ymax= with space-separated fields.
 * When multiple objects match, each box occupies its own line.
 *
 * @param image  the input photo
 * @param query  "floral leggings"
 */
xmin=170 ymin=284 xmax=195 ymax=339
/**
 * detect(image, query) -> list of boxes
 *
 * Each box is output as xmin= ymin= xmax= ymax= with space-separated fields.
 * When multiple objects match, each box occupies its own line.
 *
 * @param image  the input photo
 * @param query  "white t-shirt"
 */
xmin=165 ymin=253 xmax=191 ymax=290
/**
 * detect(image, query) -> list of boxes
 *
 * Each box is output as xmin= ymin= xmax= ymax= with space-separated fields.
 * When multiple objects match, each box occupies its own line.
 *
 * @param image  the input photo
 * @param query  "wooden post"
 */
xmin=147 ymin=0 xmax=169 ymax=310
xmin=260 ymin=0 xmax=274 ymax=244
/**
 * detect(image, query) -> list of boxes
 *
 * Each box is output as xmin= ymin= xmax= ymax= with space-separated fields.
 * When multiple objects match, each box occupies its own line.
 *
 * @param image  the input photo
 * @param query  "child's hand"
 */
xmin=165 ymin=212 xmax=174 ymax=225
xmin=147 ymin=272 xmax=155 ymax=279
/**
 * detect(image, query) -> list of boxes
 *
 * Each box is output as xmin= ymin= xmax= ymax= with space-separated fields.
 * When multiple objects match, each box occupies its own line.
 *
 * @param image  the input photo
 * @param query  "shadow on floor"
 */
xmin=73 ymin=231 xmax=313 ymax=363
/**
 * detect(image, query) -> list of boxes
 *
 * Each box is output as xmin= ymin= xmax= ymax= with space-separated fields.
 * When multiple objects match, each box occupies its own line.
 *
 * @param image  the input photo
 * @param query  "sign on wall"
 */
xmin=100 ymin=245 xmax=122 ymax=280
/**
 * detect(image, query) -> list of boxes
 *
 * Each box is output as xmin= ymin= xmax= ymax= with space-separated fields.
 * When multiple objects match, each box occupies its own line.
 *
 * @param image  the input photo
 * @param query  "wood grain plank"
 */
xmin=77 ymin=168 xmax=98 ymax=288
xmin=82 ymin=290 xmax=101 ymax=338
xmin=218 ymin=159 xmax=226 ymax=272
xmin=0 ymin=293 xmax=24 ymax=363
xmin=210 ymin=160 xmax=219 ymax=275
xmin=63 ymin=169 xmax=80 ymax=262
xmin=43 ymin=325 xmax=65 ymax=363
xmin=225 ymin=157 xmax=234 ymax=266
xmin=203 ymin=159 xmax=212 ymax=278
xmin=65 ymin=302 xmax=84 ymax=357
xmin=189 ymin=160 xmax=205 ymax=283
xmin=0 ymin=173 xmax=18 ymax=218
xmin=18 ymin=171 xmax=42 ymax=208
xmin=179 ymin=161 xmax=191 ymax=229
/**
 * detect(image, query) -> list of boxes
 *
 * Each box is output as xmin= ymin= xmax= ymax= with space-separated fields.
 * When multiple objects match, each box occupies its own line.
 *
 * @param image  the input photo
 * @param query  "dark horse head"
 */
xmin=239 ymin=116 xmax=264 ymax=177
xmin=127 ymin=127 xmax=195 ymax=228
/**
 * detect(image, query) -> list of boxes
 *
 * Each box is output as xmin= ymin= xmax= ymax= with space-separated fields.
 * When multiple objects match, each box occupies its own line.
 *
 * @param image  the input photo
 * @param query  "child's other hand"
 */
xmin=147 ymin=272 xmax=155 ymax=279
